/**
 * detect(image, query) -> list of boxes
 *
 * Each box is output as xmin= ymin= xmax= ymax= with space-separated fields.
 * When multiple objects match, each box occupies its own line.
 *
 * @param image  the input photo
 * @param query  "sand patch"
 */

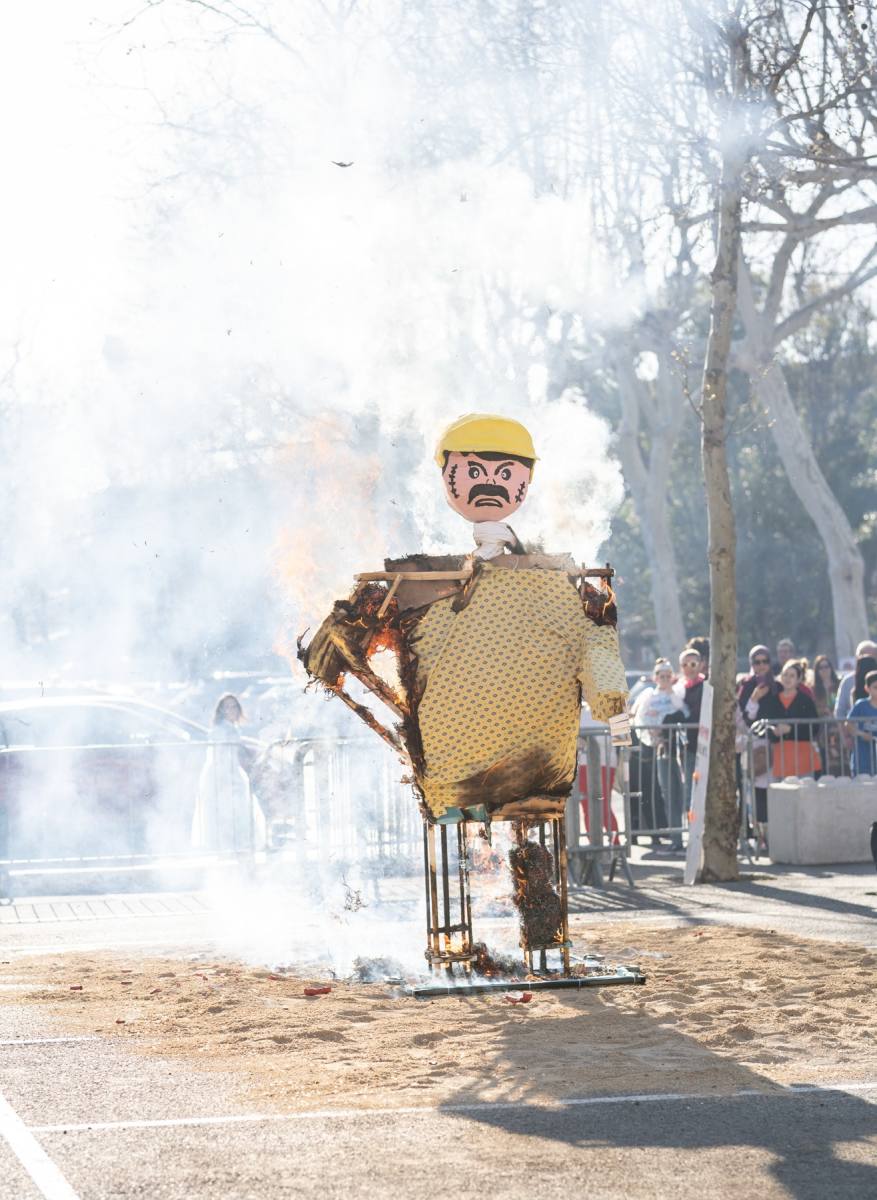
xmin=2 ymin=924 xmax=875 ymax=1112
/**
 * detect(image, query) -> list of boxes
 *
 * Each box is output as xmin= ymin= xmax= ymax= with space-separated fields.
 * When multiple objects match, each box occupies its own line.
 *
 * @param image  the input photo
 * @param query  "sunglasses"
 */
xmin=752 ymin=658 xmax=770 ymax=665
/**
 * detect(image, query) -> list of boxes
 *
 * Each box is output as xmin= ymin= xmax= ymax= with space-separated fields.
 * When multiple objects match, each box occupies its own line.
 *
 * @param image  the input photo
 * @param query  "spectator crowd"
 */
xmin=623 ymin=635 xmax=877 ymax=853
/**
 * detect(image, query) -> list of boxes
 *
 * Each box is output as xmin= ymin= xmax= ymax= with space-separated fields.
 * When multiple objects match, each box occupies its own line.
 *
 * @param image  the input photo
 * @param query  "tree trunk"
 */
xmin=698 ymin=148 xmax=742 ymax=884
xmin=736 ymin=270 xmax=869 ymax=660
xmin=614 ymin=351 xmax=687 ymax=658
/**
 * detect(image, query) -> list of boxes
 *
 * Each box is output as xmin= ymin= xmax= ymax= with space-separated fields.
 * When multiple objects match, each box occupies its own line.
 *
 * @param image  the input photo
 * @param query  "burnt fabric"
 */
xmin=509 ymin=839 xmax=563 ymax=947
xmin=407 ymin=564 xmax=627 ymax=820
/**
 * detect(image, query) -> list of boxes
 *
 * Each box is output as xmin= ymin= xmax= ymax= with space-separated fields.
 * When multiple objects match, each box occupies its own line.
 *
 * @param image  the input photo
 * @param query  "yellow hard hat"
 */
xmin=434 ymin=413 xmax=537 ymax=473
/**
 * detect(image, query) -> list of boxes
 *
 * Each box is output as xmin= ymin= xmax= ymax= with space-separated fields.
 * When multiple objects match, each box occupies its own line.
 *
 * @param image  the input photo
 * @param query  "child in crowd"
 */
xmin=847 ymin=670 xmax=877 ymax=776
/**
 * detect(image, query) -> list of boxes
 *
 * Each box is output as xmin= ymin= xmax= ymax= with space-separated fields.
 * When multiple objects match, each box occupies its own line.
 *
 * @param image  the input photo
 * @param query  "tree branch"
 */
xmin=772 ymin=246 xmax=877 ymax=346
xmin=742 ymin=203 xmax=877 ymax=234
xmin=765 ymin=1 xmax=819 ymax=97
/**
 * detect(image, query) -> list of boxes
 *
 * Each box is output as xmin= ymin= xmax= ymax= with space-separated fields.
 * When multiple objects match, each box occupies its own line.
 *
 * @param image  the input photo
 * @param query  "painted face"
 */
xmin=441 ymin=452 xmax=532 ymax=522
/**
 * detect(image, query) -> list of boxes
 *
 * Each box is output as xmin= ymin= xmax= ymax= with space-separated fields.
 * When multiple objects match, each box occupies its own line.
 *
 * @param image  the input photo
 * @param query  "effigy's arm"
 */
xmin=580 ymin=620 xmax=629 ymax=721
xmin=297 ymin=585 xmax=410 ymax=756
xmin=322 ymin=681 xmax=406 ymax=755
xmin=579 ymin=576 xmax=628 ymax=722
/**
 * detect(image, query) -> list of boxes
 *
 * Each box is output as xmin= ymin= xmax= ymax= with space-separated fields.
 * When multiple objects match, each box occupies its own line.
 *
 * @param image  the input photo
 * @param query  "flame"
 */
xmin=270 ymin=415 xmax=403 ymax=671
xmin=367 ymin=624 xmax=402 ymax=655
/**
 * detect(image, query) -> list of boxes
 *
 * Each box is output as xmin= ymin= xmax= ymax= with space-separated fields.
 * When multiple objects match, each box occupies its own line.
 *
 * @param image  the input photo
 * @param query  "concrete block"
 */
xmin=768 ymin=776 xmax=877 ymax=864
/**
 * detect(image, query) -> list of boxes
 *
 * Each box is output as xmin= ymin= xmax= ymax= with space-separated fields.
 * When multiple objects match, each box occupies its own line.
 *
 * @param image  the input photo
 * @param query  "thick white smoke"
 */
xmin=2 ymin=2 xmax=636 ymax=971
xmin=2 ymin=2 xmax=635 ymax=680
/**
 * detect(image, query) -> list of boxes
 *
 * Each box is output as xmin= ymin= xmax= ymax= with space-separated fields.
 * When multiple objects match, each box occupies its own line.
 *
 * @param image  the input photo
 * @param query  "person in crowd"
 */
xmin=738 ymin=645 xmax=777 ymax=719
xmin=736 ymin=647 xmax=778 ymax=848
xmin=733 ymin=696 xmax=758 ymax=845
xmin=663 ymin=648 xmax=705 ymax=843
xmin=810 ymin=655 xmax=839 ymax=712
xmin=192 ymin=693 xmax=266 ymax=853
xmin=772 ymin=638 xmax=796 ymax=676
xmin=741 ymin=659 xmax=776 ymax=838
xmin=835 ymin=641 xmax=877 ymax=718
xmin=686 ymin=636 xmax=710 ymax=679
xmin=771 ymin=638 xmax=815 ymax=698
xmin=626 ymin=672 xmax=652 ymax=708
xmin=841 ymin=655 xmax=877 ymax=776
xmin=847 ymin=670 xmax=877 ymax=776
xmin=851 ymin=654 xmax=877 ymax=704
xmin=809 ymin=654 xmax=842 ymax=775
xmin=749 ymin=659 xmax=821 ymax=781
xmin=631 ymin=659 xmax=686 ymax=847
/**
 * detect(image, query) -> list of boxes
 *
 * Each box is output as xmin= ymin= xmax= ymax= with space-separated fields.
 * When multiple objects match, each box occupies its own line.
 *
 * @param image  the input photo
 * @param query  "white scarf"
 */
xmin=472 ymin=521 xmax=516 ymax=560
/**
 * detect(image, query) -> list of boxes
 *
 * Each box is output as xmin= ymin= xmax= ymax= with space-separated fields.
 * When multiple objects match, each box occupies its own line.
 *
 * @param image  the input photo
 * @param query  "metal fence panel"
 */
xmin=3 ymin=713 xmax=870 ymax=883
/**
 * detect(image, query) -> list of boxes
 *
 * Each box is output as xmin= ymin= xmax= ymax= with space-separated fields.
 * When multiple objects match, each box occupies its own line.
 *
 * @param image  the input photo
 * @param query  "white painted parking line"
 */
xmin=0 ymin=1088 xmax=81 ymax=1200
xmin=0 ymin=1037 xmax=100 ymax=1048
xmin=1 ymin=937 xmax=211 ymax=955
xmin=29 ymin=1080 xmax=877 ymax=1134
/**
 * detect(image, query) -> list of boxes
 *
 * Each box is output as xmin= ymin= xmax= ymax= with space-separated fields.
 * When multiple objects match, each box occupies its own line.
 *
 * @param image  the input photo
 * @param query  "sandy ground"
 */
xmin=4 ymin=922 xmax=876 ymax=1115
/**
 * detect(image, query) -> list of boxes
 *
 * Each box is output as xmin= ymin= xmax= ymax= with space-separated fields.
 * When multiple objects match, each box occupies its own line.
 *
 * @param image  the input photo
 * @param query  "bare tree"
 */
xmin=584 ymin=0 xmax=877 ymax=877
xmin=726 ymin=0 xmax=877 ymax=655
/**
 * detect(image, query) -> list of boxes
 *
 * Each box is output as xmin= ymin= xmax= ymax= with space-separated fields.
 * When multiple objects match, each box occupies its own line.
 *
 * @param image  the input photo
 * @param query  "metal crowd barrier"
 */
xmin=0 ymin=725 xmax=694 ymax=892
xmin=624 ymin=722 xmax=699 ymax=843
xmin=0 ymin=735 xmax=420 ymax=882
xmin=607 ymin=713 xmax=874 ymax=865
xmin=565 ymin=722 xmax=698 ymax=886
xmin=2 ymin=714 xmax=869 ymax=896
xmin=740 ymin=714 xmax=873 ymax=782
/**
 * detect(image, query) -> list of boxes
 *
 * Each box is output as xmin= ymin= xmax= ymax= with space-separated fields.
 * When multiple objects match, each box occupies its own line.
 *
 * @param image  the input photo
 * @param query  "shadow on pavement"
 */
xmin=448 ymin=1088 xmax=877 ymax=1200
xmin=568 ymin=856 xmax=877 ymax=929
xmin=439 ymin=965 xmax=877 ymax=1200
xmin=715 ymin=879 xmax=877 ymax=922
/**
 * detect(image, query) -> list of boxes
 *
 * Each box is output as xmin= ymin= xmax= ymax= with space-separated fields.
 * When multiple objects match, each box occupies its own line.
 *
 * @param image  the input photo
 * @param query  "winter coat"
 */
xmin=755 ymin=689 xmax=818 ymax=742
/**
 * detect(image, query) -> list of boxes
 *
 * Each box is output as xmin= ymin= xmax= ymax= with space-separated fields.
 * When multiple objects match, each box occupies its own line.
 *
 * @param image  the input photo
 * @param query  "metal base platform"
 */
xmin=407 ymin=965 xmax=646 ymax=999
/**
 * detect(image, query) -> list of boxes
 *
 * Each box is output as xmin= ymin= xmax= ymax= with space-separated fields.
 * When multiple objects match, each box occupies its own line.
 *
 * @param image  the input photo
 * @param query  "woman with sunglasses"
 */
xmin=738 ymin=645 xmax=777 ymax=719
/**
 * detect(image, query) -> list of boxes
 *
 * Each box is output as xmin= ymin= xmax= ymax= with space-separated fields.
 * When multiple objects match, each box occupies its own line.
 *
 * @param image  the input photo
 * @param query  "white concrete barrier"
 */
xmin=767 ymin=775 xmax=877 ymax=865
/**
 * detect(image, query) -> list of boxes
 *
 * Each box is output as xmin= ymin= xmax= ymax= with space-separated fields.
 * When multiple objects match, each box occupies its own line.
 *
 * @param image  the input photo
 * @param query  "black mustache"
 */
xmin=468 ymin=482 xmax=510 ymax=504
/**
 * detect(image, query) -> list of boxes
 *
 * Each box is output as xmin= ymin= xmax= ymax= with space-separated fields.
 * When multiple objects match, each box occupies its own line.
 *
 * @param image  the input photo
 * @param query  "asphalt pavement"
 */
xmin=1 ymin=859 xmax=876 ymax=1198
xmin=568 ymin=850 xmax=877 ymax=949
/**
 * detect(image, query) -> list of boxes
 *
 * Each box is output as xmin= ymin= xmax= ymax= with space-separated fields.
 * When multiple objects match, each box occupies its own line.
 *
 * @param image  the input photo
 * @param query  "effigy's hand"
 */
xmin=608 ymin=712 xmax=633 ymax=746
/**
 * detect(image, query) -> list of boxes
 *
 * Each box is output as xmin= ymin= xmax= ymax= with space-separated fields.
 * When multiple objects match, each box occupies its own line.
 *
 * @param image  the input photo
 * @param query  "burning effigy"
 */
xmin=299 ymin=414 xmax=638 ymax=987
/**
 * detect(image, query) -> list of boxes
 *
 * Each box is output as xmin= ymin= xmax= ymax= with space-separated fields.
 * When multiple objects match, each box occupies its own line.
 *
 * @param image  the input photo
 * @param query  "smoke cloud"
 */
xmin=1 ymin=2 xmax=640 ymax=971
xmin=3 ymin=2 xmax=634 ymax=684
